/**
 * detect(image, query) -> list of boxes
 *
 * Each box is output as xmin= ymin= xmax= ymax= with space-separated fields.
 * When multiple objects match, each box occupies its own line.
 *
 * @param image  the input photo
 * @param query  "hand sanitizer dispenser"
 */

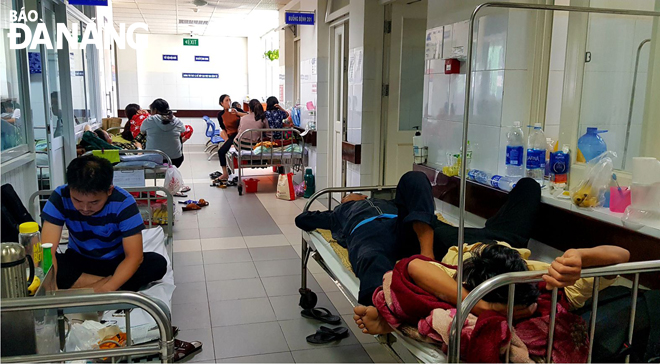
xmin=622 ymin=157 xmax=660 ymax=230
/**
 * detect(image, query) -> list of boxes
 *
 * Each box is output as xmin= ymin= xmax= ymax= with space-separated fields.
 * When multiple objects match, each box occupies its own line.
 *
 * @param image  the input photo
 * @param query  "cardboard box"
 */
xmin=102 ymin=117 xmax=122 ymax=132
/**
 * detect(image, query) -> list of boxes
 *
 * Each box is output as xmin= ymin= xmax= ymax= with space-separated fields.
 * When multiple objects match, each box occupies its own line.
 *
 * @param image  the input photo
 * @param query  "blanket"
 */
xmin=373 ymin=255 xmax=589 ymax=363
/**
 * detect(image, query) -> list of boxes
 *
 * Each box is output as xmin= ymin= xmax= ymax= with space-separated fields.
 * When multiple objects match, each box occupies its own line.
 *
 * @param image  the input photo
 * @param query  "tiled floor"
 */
xmin=169 ymin=143 xmax=399 ymax=363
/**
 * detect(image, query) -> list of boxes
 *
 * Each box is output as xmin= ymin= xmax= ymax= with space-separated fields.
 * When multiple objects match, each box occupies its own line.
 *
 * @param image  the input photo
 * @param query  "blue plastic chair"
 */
xmin=203 ymin=116 xmax=224 ymax=160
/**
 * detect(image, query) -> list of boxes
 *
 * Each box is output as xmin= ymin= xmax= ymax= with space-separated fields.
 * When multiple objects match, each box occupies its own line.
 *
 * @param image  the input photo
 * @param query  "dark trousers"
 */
xmin=353 ymin=171 xmax=541 ymax=305
xmin=171 ymin=154 xmax=184 ymax=168
xmin=218 ymin=134 xmax=236 ymax=167
xmin=56 ymin=249 xmax=167 ymax=291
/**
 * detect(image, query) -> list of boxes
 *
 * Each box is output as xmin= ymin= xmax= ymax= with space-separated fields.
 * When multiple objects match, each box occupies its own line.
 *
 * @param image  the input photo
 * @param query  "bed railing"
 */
xmin=453 ymin=260 xmax=660 ymax=363
xmin=232 ymin=128 xmax=306 ymax=195
xmin=0 ymin=292 xmax=174 ymax=363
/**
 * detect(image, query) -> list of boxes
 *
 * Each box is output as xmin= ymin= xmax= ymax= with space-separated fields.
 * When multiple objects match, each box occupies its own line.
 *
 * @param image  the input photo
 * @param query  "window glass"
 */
xmin=0 ymin=0 xmax=28 ymax=154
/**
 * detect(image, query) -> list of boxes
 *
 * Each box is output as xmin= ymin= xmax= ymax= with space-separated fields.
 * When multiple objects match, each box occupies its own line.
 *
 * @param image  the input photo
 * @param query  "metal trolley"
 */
xmin=227 ymin=128 xmax=306 ymax=195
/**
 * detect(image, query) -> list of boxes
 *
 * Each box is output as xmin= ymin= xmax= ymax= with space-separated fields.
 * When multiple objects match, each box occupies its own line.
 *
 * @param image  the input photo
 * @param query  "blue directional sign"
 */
xmin=163 ymin=55 xmax=178 ymax=61
xmin=195 ymin=56 xmax=210 ymax=62
xmin=182 ymin=73 xmax=219 ymax=79
xmin=68 ymin=0 xmax=108 ymax=5
xmin=285 ymin=12 xmax=315 ymax=25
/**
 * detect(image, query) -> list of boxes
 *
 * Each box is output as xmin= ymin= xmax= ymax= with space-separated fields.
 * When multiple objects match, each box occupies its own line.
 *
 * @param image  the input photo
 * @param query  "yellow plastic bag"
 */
xmin=93 ymin=149 xmax=120 ymax=164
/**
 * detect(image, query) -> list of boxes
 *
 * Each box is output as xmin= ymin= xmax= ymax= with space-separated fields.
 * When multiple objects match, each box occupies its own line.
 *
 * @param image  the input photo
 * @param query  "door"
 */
xmin=331 ymin=22 xmax=348 ymax=197
xmin=382 ymin=0 xmax=427 ymax=185
xmin=41 ymin=1 xmax=66 ymax=188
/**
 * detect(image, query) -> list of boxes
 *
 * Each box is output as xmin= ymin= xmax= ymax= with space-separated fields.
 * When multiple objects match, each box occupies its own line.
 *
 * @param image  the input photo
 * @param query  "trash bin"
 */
xmin=243 ymin=178 xmax=259 ymax=193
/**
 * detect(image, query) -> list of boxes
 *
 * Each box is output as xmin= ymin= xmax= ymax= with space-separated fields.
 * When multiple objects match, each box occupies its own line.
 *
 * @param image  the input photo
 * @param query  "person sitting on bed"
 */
xmin=295 ymin=171 xmax=542 ymax=305
xmin=353 ymin=243 xmax=630 ymax=335
xmin=41 ymin=155 xmax=167 ymax=292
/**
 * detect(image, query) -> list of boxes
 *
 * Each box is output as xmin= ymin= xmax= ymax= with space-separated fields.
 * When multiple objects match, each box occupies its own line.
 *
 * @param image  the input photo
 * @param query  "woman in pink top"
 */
xmin=236 ymin=99 xmax=268 ymax=149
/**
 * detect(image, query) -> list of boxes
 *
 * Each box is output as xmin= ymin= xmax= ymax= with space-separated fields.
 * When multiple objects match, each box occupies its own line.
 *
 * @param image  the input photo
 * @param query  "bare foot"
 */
xmin=216 ymin=174 xmax=229 ymax=182
xmin=353 ymin=305 xmax=393 ymax=335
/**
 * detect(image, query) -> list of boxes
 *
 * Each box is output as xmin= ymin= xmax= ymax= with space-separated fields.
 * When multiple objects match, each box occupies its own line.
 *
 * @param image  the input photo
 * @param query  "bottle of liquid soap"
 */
xmin=505 ymin=121 xmax=525 ymax=177
xmin=577 ymin=127 xmax=608 ymax=163
xmin=413 ymin=127 xmax=423 ymax=164
xmin=526 ymin=123 xmax=546 ymax=186
xmin=303 ymin=168 xmax=316 ymax=198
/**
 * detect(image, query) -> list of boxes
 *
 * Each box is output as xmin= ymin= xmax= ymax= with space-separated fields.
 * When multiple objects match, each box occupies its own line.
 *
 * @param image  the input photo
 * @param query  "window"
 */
xmin=1 ymin=0 xmax=29 ymax=160
xmin=68 ymin=18 xmax=99 ymax=131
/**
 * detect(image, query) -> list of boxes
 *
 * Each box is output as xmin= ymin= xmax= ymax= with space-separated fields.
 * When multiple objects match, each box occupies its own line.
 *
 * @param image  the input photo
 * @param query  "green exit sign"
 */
xmin=183 ymin=38 xmax=199 ymax=46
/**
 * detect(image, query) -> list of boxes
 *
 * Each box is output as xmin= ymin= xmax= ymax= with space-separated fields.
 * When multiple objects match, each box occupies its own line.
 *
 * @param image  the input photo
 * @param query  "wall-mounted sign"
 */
xmin=28 ymin=52 xmax=41 ymax=74
xmin=183 ymin=38 xmax=199 ymax=46
xmin=68 ymin=0 xmax=108 ymax=5
xmin=285 ymin=12 xmax=315 ymax=25
xmin=74 ymin=71 xmax=85 ymax=77
xmin=182 ymin=73 xmax=218 ymax=79
xmin=195 ymin=56 xmax=209 ymax=62
xmin=163 ymin=55 xmax=178 ymax=61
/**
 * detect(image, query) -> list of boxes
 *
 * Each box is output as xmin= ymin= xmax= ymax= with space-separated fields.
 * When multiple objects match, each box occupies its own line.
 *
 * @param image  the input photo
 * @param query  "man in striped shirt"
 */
xmin=41 ymin=155 xmax=166 ymax=292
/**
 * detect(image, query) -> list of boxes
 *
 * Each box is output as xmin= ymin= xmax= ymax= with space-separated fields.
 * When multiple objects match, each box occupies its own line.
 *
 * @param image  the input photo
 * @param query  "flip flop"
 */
xmin=174 ymin=192 xmax=188 ymax=197
xmin=196 ymin=199 xmax=209 ymax=207
xmin=182 ymin=203 xmax=201 ymax=211
xmin=180 ymin=186 xmax=191 ymax=193
xmin=301 ymin=307 xmax=341 ymax=325
xmin=210 ymin=172 xmax=222 ymax=179
xmin=173 ymin=339 xmax=203 ymax=362
xmin=305 ymin=326 xmax=349 ymax=344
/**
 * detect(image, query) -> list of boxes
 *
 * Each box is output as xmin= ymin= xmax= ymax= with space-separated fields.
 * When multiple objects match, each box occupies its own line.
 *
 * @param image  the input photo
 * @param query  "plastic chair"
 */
xmin=203 ymin=116 xmax=224 ymax=160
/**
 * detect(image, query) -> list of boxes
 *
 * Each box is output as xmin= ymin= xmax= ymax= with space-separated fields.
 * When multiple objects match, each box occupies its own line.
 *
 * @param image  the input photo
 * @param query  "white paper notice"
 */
xmin=113 ymin=169 xmax=146 ymax=188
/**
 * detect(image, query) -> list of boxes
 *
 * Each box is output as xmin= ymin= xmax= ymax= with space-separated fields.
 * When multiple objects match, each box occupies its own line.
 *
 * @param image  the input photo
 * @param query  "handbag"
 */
xmin=276 ymin=172 xmax=296 ymax=201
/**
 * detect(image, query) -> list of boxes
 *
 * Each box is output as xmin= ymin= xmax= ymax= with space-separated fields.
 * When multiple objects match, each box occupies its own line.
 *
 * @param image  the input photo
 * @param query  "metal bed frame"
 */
xmin=299 ymin=186 xmax=660 ymax=363
xmin=2 ymin=186 xmax=177 ymax=362
xmin=82 ymin=149 xmax=173 ymax=186
xmin=227 ymin=128 xmax=306 ymax=195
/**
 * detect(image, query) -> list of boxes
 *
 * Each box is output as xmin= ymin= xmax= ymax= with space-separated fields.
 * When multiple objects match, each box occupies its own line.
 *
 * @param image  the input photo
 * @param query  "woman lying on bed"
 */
xmin=353 ymin=243 xmax=630 ymax=334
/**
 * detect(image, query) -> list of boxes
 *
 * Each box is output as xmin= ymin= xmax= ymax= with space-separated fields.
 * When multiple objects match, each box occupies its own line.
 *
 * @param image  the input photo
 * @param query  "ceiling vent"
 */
xmin=179 ymin=19 xmax=209 ymax=25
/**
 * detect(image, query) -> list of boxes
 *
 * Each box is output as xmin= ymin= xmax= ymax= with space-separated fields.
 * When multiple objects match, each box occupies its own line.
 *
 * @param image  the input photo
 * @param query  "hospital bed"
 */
xmin=299 ymin=186 xmax=660 ymax=363
xmin=226 ymin=128 xmax=306 ymax=195
xmin=82 ymin=149 xmax=173 ymax=186
xmin=1 ymin=186 xmax=178 ymax=362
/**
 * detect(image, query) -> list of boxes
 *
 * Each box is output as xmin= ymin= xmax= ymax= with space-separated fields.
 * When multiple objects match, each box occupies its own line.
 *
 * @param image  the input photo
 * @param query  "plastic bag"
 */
xmin=163 ymin=164 xmax=183 ymax=193
xmin=571 ymin=151 xmax=616 ymax=208
xmin=65 ymin=320 xmax=121 ymax=352
xmin=276 ymin=172 xmax=295 ymax=201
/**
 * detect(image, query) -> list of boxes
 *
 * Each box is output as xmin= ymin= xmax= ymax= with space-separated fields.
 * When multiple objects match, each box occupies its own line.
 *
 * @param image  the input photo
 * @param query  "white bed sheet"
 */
xmin=101 ymin=227 xmax=175 ymax=344
xmin=307 ymin=231 xmax=447 ymax=363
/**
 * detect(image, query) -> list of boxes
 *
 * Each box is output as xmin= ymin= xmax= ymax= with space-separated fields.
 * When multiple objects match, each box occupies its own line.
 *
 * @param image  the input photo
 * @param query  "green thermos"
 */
xmin=303 ymin=168 xmax=316 ymax=198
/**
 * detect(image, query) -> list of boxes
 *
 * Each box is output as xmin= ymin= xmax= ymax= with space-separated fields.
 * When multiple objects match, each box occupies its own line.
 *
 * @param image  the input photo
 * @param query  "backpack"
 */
xmin=575 ymin=285 xmax=660 ymax=363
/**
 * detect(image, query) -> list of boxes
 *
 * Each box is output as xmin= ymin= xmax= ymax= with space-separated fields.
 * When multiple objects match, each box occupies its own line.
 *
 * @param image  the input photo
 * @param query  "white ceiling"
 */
xmin=112 ymin=0 xmax=288 ymax=37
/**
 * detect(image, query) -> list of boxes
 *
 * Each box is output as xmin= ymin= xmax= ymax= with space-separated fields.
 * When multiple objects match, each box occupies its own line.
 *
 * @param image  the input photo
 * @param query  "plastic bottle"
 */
xmin=467 ymin=169 xmax=521 ymax=192
xmin=526 ymin=123 xmax=547 ymax=185
xmin=303 ymin=168 xmax=316 ymax=198
xmin=413 ymin=127 xmax=423 ymax=164
xmin=18 ymin=222 xmax=44 ymax=281
xmin=577 ymin=127 xmax=608 ymax=163
xmin=544 ymin=137 xmax=554 ymax=180
xmin=505 ymin=121 xmax=525 ymax=177
xmin=550 ymin=144 xmax=571 ymax=191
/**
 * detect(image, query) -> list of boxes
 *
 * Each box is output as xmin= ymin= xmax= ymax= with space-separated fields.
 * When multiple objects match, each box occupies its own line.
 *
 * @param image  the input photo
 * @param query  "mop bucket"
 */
xmin=243 ymin=178 xmax=259 ymax=193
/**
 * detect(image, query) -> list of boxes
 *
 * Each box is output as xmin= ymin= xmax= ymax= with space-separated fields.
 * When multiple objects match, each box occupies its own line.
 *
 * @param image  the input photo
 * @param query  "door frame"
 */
xmin=329 ymin=19 xmax=349 ymax=194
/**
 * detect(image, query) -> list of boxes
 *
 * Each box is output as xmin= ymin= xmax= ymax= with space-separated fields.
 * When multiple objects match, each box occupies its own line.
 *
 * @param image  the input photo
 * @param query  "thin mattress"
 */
xmin=308 ymin=225 xmax=448 ymax=363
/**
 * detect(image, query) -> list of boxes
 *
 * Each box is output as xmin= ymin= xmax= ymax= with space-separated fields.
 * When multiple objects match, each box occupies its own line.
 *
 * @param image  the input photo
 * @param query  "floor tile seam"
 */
xmin=215 ymin=351 xmax=293 ymax=361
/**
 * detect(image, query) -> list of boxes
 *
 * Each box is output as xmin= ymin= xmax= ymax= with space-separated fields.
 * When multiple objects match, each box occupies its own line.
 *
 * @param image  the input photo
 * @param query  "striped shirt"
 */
xmin=42 ymin=185 xmax=144 ymax=260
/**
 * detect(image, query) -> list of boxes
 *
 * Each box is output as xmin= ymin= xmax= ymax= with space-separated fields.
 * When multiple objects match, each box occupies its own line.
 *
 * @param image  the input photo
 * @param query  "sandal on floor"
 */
xmin=196 ymin=199 xmax=209 ymax=207
xmin=305 ymin=326 xmax=349 ymax=344
xmin=180 ymin=186 xmax=191 ymax=193
xmin=173 ymin=339 xmax=203 ymax=362
xmin=210 ymin=172 xmax=222 ymax=179
xmin=174 ymin=192 xmax=188 ymax=198
xmin=182 ymin=203 xmax=201 ymax=211
xmin=301 ymin=307 xmax=341 ymax=325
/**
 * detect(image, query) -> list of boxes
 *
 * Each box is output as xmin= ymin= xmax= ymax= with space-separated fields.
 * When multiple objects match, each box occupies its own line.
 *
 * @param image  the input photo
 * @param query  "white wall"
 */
xmin=117 ymin=34 xmax=249 ymax=110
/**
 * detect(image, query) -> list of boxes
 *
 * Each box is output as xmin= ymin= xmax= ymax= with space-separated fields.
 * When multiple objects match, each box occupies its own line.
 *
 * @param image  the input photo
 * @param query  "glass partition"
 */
xmin=1 ymin=0 xmax=29 ymax=160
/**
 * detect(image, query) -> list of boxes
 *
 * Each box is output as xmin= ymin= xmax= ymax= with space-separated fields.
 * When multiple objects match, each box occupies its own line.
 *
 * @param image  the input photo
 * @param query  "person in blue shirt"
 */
xmin=41 ymin=155 xmax=166 ymax=292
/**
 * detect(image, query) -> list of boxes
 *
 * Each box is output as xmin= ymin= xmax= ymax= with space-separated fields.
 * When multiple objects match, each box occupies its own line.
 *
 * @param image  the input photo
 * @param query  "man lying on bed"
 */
xmin=41 ymin=155 xmax=167 ymax=292
xmin=352 ymin=243 xmax=630 ymax=337
xmin=295 ymin=171 xmax=542 ymax=305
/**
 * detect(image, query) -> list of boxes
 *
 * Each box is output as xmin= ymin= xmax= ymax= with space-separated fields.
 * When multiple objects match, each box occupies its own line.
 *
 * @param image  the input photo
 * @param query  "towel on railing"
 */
xmin=372 ymin=255 xmax=589 ymax=363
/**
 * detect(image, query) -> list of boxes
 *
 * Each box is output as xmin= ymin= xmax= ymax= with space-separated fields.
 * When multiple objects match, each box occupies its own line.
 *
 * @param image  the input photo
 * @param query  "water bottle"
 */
xmin=526 ymin=123 xmax=547 ymax=185
xmin=505 ymin=121 xmax=525 ymax=177
xmin=577 ymin=127 xmax=608 ymax=163
xmin=18 ymin=222 xmax=44 ymax=281
xmin=468 ymin=169 xmax=521 ymax=192
xmin=303 ymin=168 xmax=316 ymax=198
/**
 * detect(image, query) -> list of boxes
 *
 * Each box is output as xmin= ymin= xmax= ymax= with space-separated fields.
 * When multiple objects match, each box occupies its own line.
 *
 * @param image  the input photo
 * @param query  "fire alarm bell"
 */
xmin=445 ymin=59 xmax=460 ymax=74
